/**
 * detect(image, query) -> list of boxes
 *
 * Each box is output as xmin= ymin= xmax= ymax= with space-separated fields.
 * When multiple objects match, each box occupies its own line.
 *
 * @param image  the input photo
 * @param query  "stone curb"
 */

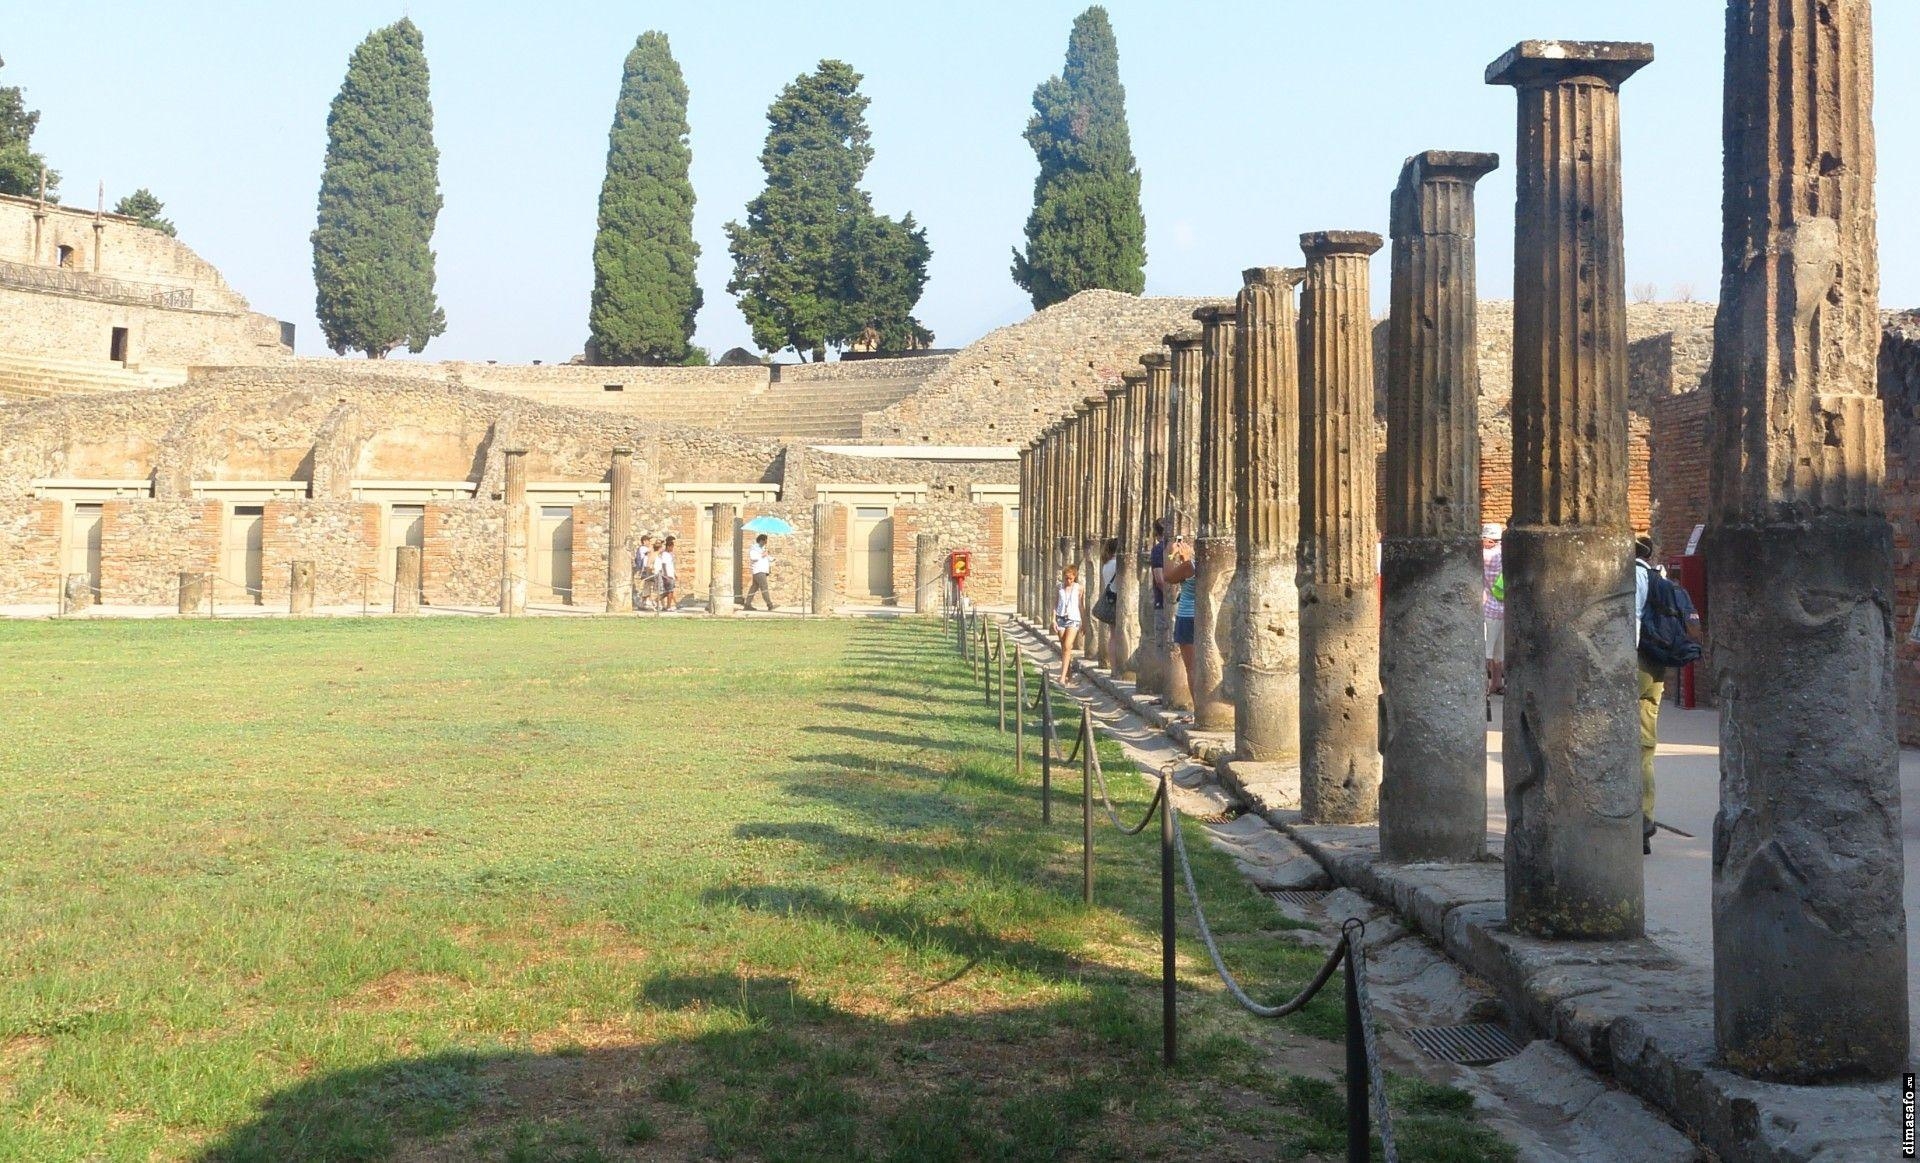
xmin=1004 ymin=614 xmax=1896 ymax=1162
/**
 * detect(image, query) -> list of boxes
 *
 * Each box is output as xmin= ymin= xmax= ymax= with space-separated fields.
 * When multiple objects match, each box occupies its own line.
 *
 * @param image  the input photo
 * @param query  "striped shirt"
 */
xmin=1175 ymin=576 xmax=1196 ymax=619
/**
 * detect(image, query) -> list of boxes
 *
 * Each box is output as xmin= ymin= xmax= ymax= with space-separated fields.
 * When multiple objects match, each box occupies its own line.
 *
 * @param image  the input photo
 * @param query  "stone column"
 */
xmin=1136 ymin=353 xmax=1172 ymax=697
xmin=1162 ymin=331 xmax=1204 ymax=712
xmin=811 ymin=501 xmax=836 ymax=616
xmin=1056 ymin=416 xmax=1080 ymax=627
xmin=1707 ymin=1 xmax=1905 ymax=1081
xmin=1079 ymin=398 xmax=1108 ymax=663
xmin=1488 ymin=41 xmax=1649 ymax=938
xmin=1016 ymin=444 xmax=1032 ymax=621
xmin=177 ymin=572 xmax=208 ymax=615
xmin=1031 ymin=433 xmax=1049 ymax=620
xmin=1380 ymin=152 xmax=1499 ymax=863
xmin=288 ymin=561 xmax=315 ymax=616
xmin=1110 ymin=374 xmax=1145 ymax=681
xmin=1192 ymin=305 xmax=1239 ymax=732
xmin=1298 ymin=231 xmax=1384 ymax=825
xmin=708 ymin=502 xmax=737 ymax=615
xmin=394 ymin=546 xmax=422 ymax=614
xmin=500 ymin=447 xmax=528 ymax=616
xmin=914 ymin=532 xmax=941 ymax=613
xmin=61 ymin=574 xmax=92 ymax=614
xmin=1233 ymin=267 xmax=1306 ymax=764
xmin=606 ymin=446 xmax=633 ymax=612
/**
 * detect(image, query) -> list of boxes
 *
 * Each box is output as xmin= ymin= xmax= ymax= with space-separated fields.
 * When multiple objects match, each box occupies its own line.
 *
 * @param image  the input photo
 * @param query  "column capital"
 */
xmin=1486 ymin=40 xmax=1652 ymax=89
xmin=1403 ymin=150 xmax=1500 ymax=186
xmin=1243 ymin=265 xmax=1305 ymax=290
xmin=502 ymin=446 xmax=528 ymax=457
xmin=1163 ymin=329 xmax=1203 ymax=349
xmin=1192 ymin=303 xmax=1238 ymax=326
xmin=611 ymin=444 xmax=633 ymax=457
xmin=1300 ymin=230 xmax=1384 ymax=259
xmin=1139 ymin=351 xmax=1170 ymax=370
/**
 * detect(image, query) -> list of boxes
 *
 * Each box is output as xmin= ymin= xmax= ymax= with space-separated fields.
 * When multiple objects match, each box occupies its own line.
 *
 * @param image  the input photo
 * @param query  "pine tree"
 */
xmin=114 ymin=188 xmax=175 ymax=236
xmin=0 ymin=55 xmax=57 ymax=201
xmin=726 ymin=60 xmax=931 ymax=361
xmin=311 ymin=19 xmax=446 ymax=358
xmin=1011 ymin=6 xmax=1146 ymax=310
xmin=587 ymin=32 xmax=701 ymax=366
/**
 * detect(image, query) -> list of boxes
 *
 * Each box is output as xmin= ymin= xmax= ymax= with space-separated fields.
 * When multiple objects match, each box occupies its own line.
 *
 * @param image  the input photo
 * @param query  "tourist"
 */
xmin=658 ymin=536 xmax=678 ymax=612
xmin=1634 ymin=535 xmax=1702 ymax=853
xmin=632 ymin=536 xmax=653 ymax=611
xmin=1096 ymin=537 xmax=1119 ymax=657
xmin=1482 ymin=523 xmax=1505 ymax=695
xmin=746 ymin=533 xmax=776 ymax=612
xmin=1148 ymin=519 xmax=1167 ymax=614
xmin=1054 ymin=564 xmax=1082 ymax=683
xmin=1162 ymin=537 xmax=1198 ymax=718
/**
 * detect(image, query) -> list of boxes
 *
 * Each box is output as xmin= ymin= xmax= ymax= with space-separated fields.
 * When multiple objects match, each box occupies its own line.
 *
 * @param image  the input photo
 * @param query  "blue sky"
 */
xmin=10 ymin=2 xmax=1918 ymax=362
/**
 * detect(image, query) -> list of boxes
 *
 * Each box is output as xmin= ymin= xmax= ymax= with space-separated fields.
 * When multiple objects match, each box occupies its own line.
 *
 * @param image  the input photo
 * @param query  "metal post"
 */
xmin=1041 ymin=671 xmax=1054 ymax=824
xmin=1345 ymin=936 xmax=1368 ymax=1163
xmin=1161 ymin=767 xmax=1177 ymax=1068
xmin=1016 ymin=656 xmax=1026 ymax=782
xmin=1081 ymin=703 xmax=1094 ymax=905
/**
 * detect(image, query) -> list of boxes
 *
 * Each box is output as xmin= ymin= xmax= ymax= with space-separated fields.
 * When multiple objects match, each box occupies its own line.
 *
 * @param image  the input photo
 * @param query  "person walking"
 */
xmin=657 ymin=536 xmax=678 ymax=613
xmin=1148 ymin=520 xmax=1168 ymax=614
xmin=1096 ymin=537 xmax=1120 ymax=659
xmin=1634 ymin=535 xmax=1703 ymax=853
xmin=1482 ymin=523 xmax=1505 ymax=695
xmin=1054 ymin=564 xmax=1083 ymax=683
xmin=1162 ymin=538 xmax=1198 ymax=721
xmin=745 ymin=533 xmax=776 ymax=612
xmin=632 ymin=536 xmax=652 ymax=611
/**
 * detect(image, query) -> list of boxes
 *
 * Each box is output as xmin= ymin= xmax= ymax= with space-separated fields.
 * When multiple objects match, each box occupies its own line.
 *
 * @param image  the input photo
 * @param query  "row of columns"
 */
xmin=1018 ymin=18 xmax=1904 ymax=1083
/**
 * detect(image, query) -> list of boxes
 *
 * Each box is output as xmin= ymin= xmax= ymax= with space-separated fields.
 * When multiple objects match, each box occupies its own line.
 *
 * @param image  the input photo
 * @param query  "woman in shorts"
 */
xmin=657 ymin=536 xmax=678 ymax=612
xmin=1053 ymin=564 xmax=1082 ymax=683
xmin=1161 ymin=539 xmax=1198 ymax=719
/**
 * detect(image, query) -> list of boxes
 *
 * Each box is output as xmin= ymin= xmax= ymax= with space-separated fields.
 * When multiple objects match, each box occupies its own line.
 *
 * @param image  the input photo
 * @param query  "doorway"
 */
xmin=222 ymin=505 xmax=264 ymax=604
xmin=384 ymin=504 xmax=425 ymax=598
xmin=65 ymin=503 xmax=103 ymax=597
xmin=531 ymin=505 xmax=574 ymax=603
xmin=109 ymin=327 xmax=129 ymax=364
xmin=849 ymin=505 xmax=894 ymax=600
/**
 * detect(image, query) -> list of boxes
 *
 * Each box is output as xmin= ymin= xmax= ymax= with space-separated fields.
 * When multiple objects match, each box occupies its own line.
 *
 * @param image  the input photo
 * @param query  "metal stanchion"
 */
xmin=1081 ymin=703 xmax=1094 ymax=905
xmin=1161 ymin=765 xmax=1176 ymax=1068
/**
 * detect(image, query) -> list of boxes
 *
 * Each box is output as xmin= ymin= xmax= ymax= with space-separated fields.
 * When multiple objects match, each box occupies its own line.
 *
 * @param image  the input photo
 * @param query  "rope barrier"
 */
xmin=1087 ymin=733 xmax=1163 ymax=835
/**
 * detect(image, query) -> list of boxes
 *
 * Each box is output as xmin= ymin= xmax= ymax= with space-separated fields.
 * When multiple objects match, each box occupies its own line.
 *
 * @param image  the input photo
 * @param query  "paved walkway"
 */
xmin=1485 ymin=695 xmax=1920 ymax=1054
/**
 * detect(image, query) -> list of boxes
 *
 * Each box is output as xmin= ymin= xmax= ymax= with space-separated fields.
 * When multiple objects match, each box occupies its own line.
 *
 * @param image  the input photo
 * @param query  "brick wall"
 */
xmin=1649 ymin=391 xmax=1710 ymax=562
xmin=98 ymin=499 xmax=219 ymax=604
xmin=260 ymin=501 xmax=380 ymax=606
xmin=0 ymin=499 xmax=62 ymax=601
xmin=892 ymin=502 xmax=1002 ymax=602
xmin=422 ymin=501 xmax=504 ymax=607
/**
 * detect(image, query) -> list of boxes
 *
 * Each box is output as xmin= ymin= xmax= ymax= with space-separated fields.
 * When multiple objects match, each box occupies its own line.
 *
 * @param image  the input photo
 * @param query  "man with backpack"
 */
xmin=1634 ymin=536 xmax=1703 ymax=853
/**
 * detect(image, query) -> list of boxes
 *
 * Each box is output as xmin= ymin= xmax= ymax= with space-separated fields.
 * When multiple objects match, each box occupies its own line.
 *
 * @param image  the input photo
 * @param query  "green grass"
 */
xmin=0 ymin=616 xmax=1513 ymax=1161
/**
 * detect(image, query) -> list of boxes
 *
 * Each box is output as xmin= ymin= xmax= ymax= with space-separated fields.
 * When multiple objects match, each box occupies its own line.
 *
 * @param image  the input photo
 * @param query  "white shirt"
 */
xmin=1055 ymin=582 xmax=1082 ymax=622
xmin=1634 ymin=559 xmax=1649 ymax=646
xmin=659 ymin=550 xmax=676 ymax=582
xmin=749 ymin=544 xmax=772 ymax=576
xmin=1100 ymin=558 xmax=1117 ymax=590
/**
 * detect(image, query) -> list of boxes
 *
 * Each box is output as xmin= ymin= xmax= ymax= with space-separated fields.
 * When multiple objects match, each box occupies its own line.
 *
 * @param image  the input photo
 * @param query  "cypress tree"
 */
xmin=1011 ymin=6 xmax=1146 ymax=310
xmin=726 ymin=60 xmax=931 ymax=361
xmin=311 ymin=19 xmax=446 ymax=358
xmin=588 ymin=32 xmax=702 ymax=366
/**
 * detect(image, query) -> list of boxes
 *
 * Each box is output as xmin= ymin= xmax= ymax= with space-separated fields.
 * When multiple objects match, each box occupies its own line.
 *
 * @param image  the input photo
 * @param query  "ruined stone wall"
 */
xmin=0 ymin=194 xmax=254 ymax=309
xmin=1877 ymin=316 xmax=1920 ymax=744
xmin=259 ymin=501 xmax=380 ymax=606
xmin=891 ymin=501 xmax=1005 ymax=603
xmin=1650 ymin=390 xmax=1711 ymax=562
xmin=422 ymin=501 xmax=504 ymax=607
xmin=866 ymin=291 xmax=1223 ymax=445
xmin=98 ymin=499 xmax=220 ymax=605
xmin=0 ymin=286 xmax=287 ymax=369
xmin=776 ymin=355 xmax=950 ymax=383
xmin=0 ymin=499 xmax=61 ymax=601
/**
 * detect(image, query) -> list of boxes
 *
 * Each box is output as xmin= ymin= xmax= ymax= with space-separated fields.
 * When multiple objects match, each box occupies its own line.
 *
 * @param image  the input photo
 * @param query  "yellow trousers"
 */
xmin=1638 ymin=663 xmax=1664 ymax=819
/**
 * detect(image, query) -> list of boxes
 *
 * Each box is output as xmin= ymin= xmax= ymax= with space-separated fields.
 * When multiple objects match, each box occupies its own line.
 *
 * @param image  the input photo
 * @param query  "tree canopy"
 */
xmin=588 ymin=32 xmax=702 ymax=366
xmin=726 ymin=60 xmax=930 ymax=361
xmin=311 ymin=19 xmax=446 ymax=358
xmin=1011 ymin=6 xmax=1146 ymax=309
xmin=114 ymin=188 xmax=175 ymax=236
xmin=0 ymin=55 xmax=57 ymax=201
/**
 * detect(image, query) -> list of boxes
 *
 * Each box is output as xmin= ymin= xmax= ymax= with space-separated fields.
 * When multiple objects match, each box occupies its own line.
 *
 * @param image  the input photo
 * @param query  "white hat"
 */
xmin=1481 ymin=523 xmax=1503 ymax=540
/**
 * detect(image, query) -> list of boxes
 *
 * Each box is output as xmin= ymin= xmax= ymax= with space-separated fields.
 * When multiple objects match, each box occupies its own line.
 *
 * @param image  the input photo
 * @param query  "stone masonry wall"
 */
xmin=1878 ymin=317 xmax=1920 ymax=744
xmin=260 ymin=501 xmax=380 ymax=607
xmin=891 ymin=501 xmax=1003 ymax=604
xmin=98 ymin=499 xmax=220 ymax=605
xmin=0 ymin=500 xmax=61 ymax=602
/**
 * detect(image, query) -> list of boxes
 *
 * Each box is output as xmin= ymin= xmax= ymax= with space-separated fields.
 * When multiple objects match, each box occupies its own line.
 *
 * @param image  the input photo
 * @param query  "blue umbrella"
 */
xmin=742 ymin=515 xmax=795 ymax=535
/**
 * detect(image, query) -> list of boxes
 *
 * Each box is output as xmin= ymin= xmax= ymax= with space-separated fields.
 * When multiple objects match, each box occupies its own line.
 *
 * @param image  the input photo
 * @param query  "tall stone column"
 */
xmin=1034 ymin=432 xmax=1053 ymax=621
xmin=1380 ymin=152 xmax=1499 ymax=863
xmin=1233 ymin=267 xmax=1306 ymax=763
xmin=1136 ymin=353 xmax=1172 ymax=697
xmin=1055 ymin=417 xmax=1080 ymax=629
xmin=501 ymin=447 xmax=528 ymax=616
xmin=1162 ymin=331 xmax=1204 ymax=712
xmin=1708 ymin=1 xmax=1906 ymax=1081
xmin=811 ymin=501 xmax=836 ymax=616
xmin=1489 ymin=41 xmax=1649 ymax=938
xmin=1110 ymin=374 xmax=1145 ymax=681
xmin=1192 ymin=305 xmax=1240 ymax=732
xmin=708 ymin=502 xmax=737 ymax=616
xmin=1017 ymin=444 xmax=1033 ymax=621
xmin=1079 ymin=397 xmax=1109 ymax=664
xmin=606 ymin=446 xmax=633 ymax=612
xmin=1298 ymin=231 xmax=1384 ymax=825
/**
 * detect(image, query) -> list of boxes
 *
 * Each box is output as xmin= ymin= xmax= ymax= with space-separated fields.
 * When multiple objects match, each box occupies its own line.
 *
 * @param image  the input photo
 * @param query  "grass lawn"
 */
xmin=0 ymin=615 xmax=1512 ymax=1161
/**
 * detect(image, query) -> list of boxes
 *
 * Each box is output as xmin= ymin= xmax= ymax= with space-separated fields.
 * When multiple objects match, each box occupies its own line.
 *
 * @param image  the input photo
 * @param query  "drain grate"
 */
xmin=1263 ymin=888 xmax=1330 ymax=908
xmin=1404 ymin=1023 xmax=1523 ymax=1066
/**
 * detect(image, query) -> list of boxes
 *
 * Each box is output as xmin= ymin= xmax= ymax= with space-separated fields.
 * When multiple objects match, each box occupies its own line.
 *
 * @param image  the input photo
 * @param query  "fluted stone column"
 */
xmin=394 ymin=546 xmax=421 ymax=614
xmin=1136 ymin=353 xmax=1172 ymax=697
xmin=708 ymin=503 xmax=737 ymax=616
xmin=1079 ymin=397 xmax=1109 ymax=664
xmin=1056 ymin=416 xmax=1080 ymax=629
xmin=1707 ymin=0 xmax=1905 ymax=1081
xmin=1233 ymin=267 xmax=1306 ymax=764
xmin=1380 ymin=152 xmax=1499 ymax=863
xmin=1110 ymin=374 xmax=1145 ymax=681
xmin=1191 ymin=306 xmax=1239 ymax=732
xmin=1035 ymin=431 xmax=1055 ymax=621
xmin=607 ymin=446 xmax=633 ymax=612
xmin=501 ymin=447 xmax=528 ymax=616
xmin=1017 ymin=444 xmax=1034 ymax=621
xmin=1162 ymin=331 xmax=1204 ymax=712
xmin=811 ymin=501 xmax=836 ymax=616
xmin=1489 ymin=41 xmax=1649 ymax=938
xmin=288 ymin=561 xmax=315 ymax=616
xmin=1299 ymin=232 xmax=1383 ymax=825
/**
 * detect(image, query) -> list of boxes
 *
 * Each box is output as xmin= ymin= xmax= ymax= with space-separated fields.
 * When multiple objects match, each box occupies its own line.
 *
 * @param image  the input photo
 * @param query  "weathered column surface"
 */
xmin=394 ymin=546 xmax=422 ymax=615
xmin=1035 ymin=431 xmax=1056 ymax=622
xmin=501 ymin=447 xmax=528 ymax=616
xmin=1162 ymin=332 xmax=1204 ymax=712
xmin=1110 ymin=375 xmax=1145 ymax=681
xmin=1707 ymin=0 xmax=1906 ymax=1081
xmin=177 ymin=572 xmax=208 ymax=616
xmin=1299 ymin=231 xmax=1384 ymax=825
xmin=1192 ymin=305 xmax=1239 ymax=732
xmin=1232 ymin=267 xmax=1305 ymax=765
xmin=708 ymin=503 xmax=737 ymax=616
xmin=607 ymin=446 xmax=633 ymax=612
xmin=1380 ymin=151 xmax=1499 ymax=863
xmin=288 ymin=560 xmax=315 ymax=616
xmin=1016 ymin=445 xmax=1033 ymax=621
xmin=1489 ymin=41 xmax=1648 ymax=938
xmin=1135 ymin=353 xmax=1172 ymax=697
xmin=914 ymin=532 xmax=941 ymax=614
xmin=811 ymin=501 xmax=836 ymax=616
xmin=1079 ymin=397 xmax=1108 ymax=663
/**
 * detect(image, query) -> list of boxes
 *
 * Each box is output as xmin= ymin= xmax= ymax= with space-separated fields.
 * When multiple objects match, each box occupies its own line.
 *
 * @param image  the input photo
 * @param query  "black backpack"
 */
xmin=1637 ymin=561 xmax=1702 ymax=670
